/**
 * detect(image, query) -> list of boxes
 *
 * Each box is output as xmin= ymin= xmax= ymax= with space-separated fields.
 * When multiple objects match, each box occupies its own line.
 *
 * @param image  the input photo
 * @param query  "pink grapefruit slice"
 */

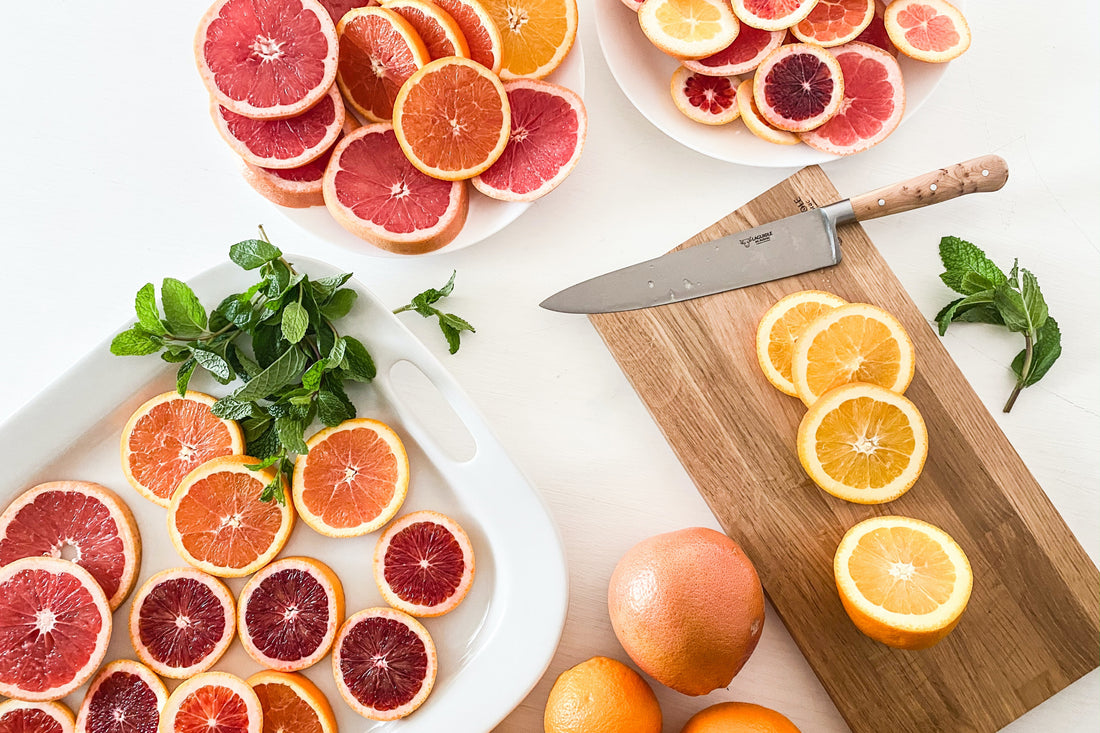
xmin=373 ymin=511 xmax=475 ymax=617
xmin=0 ymin=557 xmax=111 ymax=702
xmin=669 ymin=67 xmax=742 ymax=126
xmin=884 ymin=0 xmax=970 ymax=63
xmin=753 ymin=43 xmax=844 ymax=132
xmin=0 ymin=700 xmax=75 ymax=733
xmin=736 ymin=78 xmax=801 ymax=145
xmin=682 ymin=25 xmax=785 ymax=76
xmin=336 ymin=6 xmax=430 ymax=122
xmin=195 ymin=0 xmax=339 ymax=120
xmin=159 ymin=673 xmax=262 ymax=733
xmin=800 ymin=41 xmax=905 ymax=155
xmin=731 ymin=0 xmax=819 ymax=31
xmin=791 ymin=0 xmax=874 ymax=47
xmin=319 ymin=0 xmax=378 ymax=24
xmin=75 ymin=659 xmax=168 ymax=733
xmin=854 ymin=0 xmax=898 ymax=57
xmin=386 ymin=0 xmax=471 ymax=60
xmin=429 ymin=0 xmax=504 ymax=74
xmin=0 ymin=481 xmax=140 ymax=612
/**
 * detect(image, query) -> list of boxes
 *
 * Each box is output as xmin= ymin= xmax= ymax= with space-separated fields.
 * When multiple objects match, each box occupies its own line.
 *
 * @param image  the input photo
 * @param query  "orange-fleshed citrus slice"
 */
xmin=480 ymin=0 xmax=578 ymax=79
xmin=429 ymin=0 xmax=504 ymax=73
xmin=731 ymin=0 xmax=819 ymax=31
xmin=756 ymin=290 xmax=848 ymax=395
xmin=791 ymin=0 xmax=873 ymax=47
xmin=373 ymin=511 xmax=475 ymax=617
xmin=835 ymin=515 xmax=972 ymax=648
xmin=791 ymin=302 xmax=915 ymax=405
xmin=639 ymin=0 xmax=741 ymax=60
xmin=75 ymin=659 xmax=168 ymax=732
xmin=884 ymin=0 xmax=969 ymax=63
xmin=753 ymin=43 xmax=844 ymax=132
xmin=336 ymin=6 xmax=430 ymax=122
xmin=121 ymin=391 xmax=245 ymax=508
xmin=247 ymin=671 xmax=337 ymax=733
xmin=168 ymin=455 xmax=295 ymax=578
xmin=736 ymin=78 xmax=800 ymax=144
xmin=385 ymin=0 xmax=470 ymax=59
xmin=0 ymin=700 xmax=75 ymax=732
xmin=160 ymin=673 xmax=262 ymax=733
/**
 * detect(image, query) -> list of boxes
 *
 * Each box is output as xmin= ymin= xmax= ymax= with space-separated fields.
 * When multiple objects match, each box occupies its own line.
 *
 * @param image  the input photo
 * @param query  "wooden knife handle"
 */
xmin=849 ymin=154 xmax=1009 ymax=222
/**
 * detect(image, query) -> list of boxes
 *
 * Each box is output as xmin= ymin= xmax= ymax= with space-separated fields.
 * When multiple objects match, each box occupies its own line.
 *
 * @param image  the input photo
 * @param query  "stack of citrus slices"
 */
xmin=626 ymin=0 xmax=970 ymax=156
xmin=194 ymin=0 xmax=587 ymax=254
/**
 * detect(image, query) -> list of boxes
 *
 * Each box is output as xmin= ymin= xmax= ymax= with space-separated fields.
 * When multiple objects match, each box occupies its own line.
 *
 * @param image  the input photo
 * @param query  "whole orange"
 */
xmin=681 ymin=701 xmax=801 ymax=732
xmin=608 ymin=527 xmax=765 ymax=695
xmin=543 ymin=656 xmax=662 ymax=733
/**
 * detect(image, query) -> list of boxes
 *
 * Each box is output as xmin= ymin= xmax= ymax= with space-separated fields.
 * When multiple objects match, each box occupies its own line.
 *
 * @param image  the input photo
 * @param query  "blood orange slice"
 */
xmin=336 ymin=6 xmax=429 ymax=122
xmin=670 ymin=67 xmax=742 ymax=126
xmin=753 ymin=43 xmax=843 ymax=132
xmin=736 ymin=78 xmax=800 ymax=144
xmin=731 ymin=0 xmax=819 ymax=31
xmin=791 ymin=0 xmax=874 ymax=47
xmin=472 ymin=79 xmax=587 ymax=202
xmin=319 ymin=0 xmax=378 ymax=24
xmin=322 ymin=123 xmax=469 ymax=254
xmin=884 ymin=0 xmax=969 ymax=63
xmin=160 ymin=673 xmax=261 ymax=733
xmin=854 ymin=0 xmax=897 ymax=57
xmin=0 ymin=481 xmax=140 ymax=611
xmin=428 ymin=0 xmax=504 ymax=74
xmin=238 ymin=557 xmax=345 ymax=672
xmin=801 ymin=42 xmax=905 ymax=155
xmin=246 ymin=671 xmax=336 ymax=733
xmin=682 ymin=25 xmax=785 ymax=76
xmin=638 ymin=0 xmax=741 ymax=60
xmin=120 ymin=391 xmax=245 ymax=508
xmin=0 ymin=700 xmax=75 ymax=733
xmin=373 ymin=511 xmax=475 ymax=617
xmin=75 ymin=659 xmax=167 ymax=733
xmin=0 ymin=558 xmax=111 ymax=702
xmin=386 ymin=0 xmax=470 ymax=60
xmin=332 ymin=608 xmax=437 ymax=720
xmin=195 ymin=0 xmax=339 ymax=120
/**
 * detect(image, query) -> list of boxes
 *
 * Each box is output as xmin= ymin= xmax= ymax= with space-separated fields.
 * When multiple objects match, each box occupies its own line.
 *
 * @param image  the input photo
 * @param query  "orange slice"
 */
xmin=247 ymin=670 xmax=338 ymax=733
xmin=835 ymin=515 xmax=972 ymax=648
xmin=797 ymin=382 xmax=927 ymax=503
xmin=639 ymin=0 xmax=741 ymax=60
xmin=429 ymin=0 xmax=504 ymax=73
xmin=336 ymin=6 xmax=430 ymax=122
xmin=385 ymin=0 xmax=470 ymax=59
xmin=883 ymin=0 xmax=970 ymax=63
xmin=731 ymin=0 xmax=818 ymax=31
xmin=791 ymin=302 xmax=915 ymax=406
xmin=479 ymin=0 xmax=577 ymax=79
xmin=393 ymin=56 xmax=511 ymax=180
xmin=168 ymin=455 xmax=295 ymax=577
xmin=735 ymin=78 xmax=800 ymax=144
xmin=756 ymin=290 xmax=848 ymax=395
xmin=791 ymin=0 xmax=875 ymax=47
xmin=0 ymin=700 xmax=75 ymax=732
xmin=160 ymin=672 xmax=262 ymax=733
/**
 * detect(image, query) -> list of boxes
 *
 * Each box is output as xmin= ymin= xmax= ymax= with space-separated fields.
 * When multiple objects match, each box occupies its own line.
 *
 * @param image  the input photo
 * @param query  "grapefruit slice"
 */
xmin=320 ymin=0 xmax=378 ymax=24
xmin=0 ymin=481 xmax=140 ymax=611
xmin=620 ymin=0 xmax=644 ymax=9
xmin=670 ymin=67 xmax=742 ymax=125
xmin=735 ymin=78 xmax=800 ymax=144
xmin=731 ymin=0 xmax=819 ymax=31
xmin=428 ymin=0 xmax=504 ymax=74
xmin=322 ymin=123 xmax=469 ymax=254
xmin=753 ymin=43 xmax=843 ymax=132
xmin=332 ymin=608 xmax=437 ymax=720
xmin=195 ymin=0 xmax=339 ymax=120
xmin=884 ymin=0 xmax=970 ymax=63
xmin=801 ymin=42 xmax=906 ymax=156
xmin=682 ymin=25 xmax=785 ymax=76
xmin=756 ymin=290 xmax=848 ymax=396
xmin=472 ymin=79 xmax=587 ymax=202
xmin=336 ymin=7 xmax=430 ymax=122
xmin=791 ymin=0 xmax=874 ymax=47
xmin=160 ymin=673 xmax=262 ymax=733
xmin=638 ymin=0 xmax=741 ymax=60
xmin=480 ymin=0 xmax=577 ymax=79
xmin=0 ymin=700 xmax=75 ymax=733
xmin=238 ymin=557 xmax=345 ymax=672
xmin=385 ymin=0 xmax=470 ymax=59
xmin=291 ymin=418 xmax=409 ymax=536
xmin=854 ymin=0 xmax=899 ymax=57
xmin=247 ymin=671 xmax=337 ymax=733
xmin=120 ymin=391 xmax=245 ymax=508
xmin=129 ymin=568 xmax=236 ymax=679
xmin=243 ymin=114 xmax=360 ymax=208
xmin=75 ymin=659 xmax=168 ymax=733
xmin=0 ymin=558 xmax=111 ymax=702
xmin=373 ymin=511 xmax=475 ymax=617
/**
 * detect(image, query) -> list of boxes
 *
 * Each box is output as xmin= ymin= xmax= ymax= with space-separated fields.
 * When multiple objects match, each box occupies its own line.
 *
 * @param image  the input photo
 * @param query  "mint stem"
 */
xmin=1004 ymin=331 xmax=1034 ymax=413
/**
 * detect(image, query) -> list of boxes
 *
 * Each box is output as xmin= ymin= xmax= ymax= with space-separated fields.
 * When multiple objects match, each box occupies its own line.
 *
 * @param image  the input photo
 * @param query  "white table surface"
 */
xmin=1 ymin=1 xmax=1096 ymax=731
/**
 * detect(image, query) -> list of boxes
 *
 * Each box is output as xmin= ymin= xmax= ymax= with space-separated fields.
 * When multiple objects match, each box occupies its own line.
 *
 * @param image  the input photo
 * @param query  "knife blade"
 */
xmin=541 ymin=155 xmax=1008 ymax=314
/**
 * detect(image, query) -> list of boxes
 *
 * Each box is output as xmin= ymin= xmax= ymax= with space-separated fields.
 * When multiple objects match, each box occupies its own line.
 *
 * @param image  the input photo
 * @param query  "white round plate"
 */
xmin=274 ymin=42 xmax=586 ymax=257
xmin=595 ymin=0 xmax=962 ymax=168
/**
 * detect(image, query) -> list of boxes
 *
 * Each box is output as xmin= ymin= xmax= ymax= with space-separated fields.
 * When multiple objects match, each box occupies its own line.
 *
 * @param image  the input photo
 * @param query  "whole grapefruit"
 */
xmin=608 ymin=527 xmax=765 ymax=696
xmin=681 ymin=701 xmax=802 ymax=732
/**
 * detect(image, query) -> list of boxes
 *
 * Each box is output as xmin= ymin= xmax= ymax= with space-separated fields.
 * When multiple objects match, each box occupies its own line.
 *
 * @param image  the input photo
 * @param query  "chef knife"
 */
xmin=540 ymin=155 xmax=1008 ymax=314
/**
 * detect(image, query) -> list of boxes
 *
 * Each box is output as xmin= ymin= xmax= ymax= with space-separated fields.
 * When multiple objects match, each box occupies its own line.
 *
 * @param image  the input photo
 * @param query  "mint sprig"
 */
xmin=393 ymin=271 xmax=476 ymax=354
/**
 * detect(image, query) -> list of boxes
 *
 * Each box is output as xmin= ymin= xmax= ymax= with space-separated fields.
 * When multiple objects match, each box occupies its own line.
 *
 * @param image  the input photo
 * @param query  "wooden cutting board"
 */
xmin=589 ymin=166 xmax=1099 ymax=733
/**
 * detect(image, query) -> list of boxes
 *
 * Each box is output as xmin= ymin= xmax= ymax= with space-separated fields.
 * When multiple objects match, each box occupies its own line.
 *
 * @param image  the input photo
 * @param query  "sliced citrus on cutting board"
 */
xmin=756 ymin=290 xmax=848 ymax=396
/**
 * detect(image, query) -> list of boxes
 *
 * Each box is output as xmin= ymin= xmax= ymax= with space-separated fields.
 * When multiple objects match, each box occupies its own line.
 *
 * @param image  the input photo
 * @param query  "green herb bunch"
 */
xmin=935 ymin=236 xmax=1061 ymax=413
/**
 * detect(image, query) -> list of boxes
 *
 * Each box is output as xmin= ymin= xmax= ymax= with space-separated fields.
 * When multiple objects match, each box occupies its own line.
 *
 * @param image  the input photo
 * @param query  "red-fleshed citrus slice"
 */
xmin=246 ymin=671 xmax=337 ymax=733
xmin=332 ymin=608 xmax=437 ymax=720
xmin=731 ymin=0 xmax=819 ymax=31
xmin=75 ymin=659 xmax=167 ymax=733
xmin=682 ymin=25 xmax=784 ymax=76
xmin=884 ymin=0 xmax=969 ymax=63
xmin=121 ymin=391 xmax=245 ymax=508
xmin=736 ymin=78 xmax=800 ymax=144
xmin=670 ymin=66 xmax=742 ymax=125
xmin=319 ymin=0 xmax=378 ymax=24
xmin=429 ymin=0 xmax=504 ymax=73
xmin=801 ymin=41 xmax=905 ymax=155
xmin=386 ymin=0 xmax=470 ymax=60
xmin=291 ymin=418 xmax=409 ymax=536
xmin=195 ymin=0 xmax=339 ymax=120
xmin=791 ymin=0 xmax=873 ymax=46
xmin=238 ymin=557 xmax=345 ymax=672
xmin=336 ymin=7 xmax=430 ymax=122
xmin=0 ymin=700 xmax=75 ymax=733
xmin=854 ymin=0 xmax=897 ymax=56
xmin=322 ymin=123 xmax=469 ymax=254
xmin=472 ymin=79 xmax=587 ymax=202
xmin=621 ymin=0 xmax=644 ymax=9
xmin=373 ymin=511 xmax=475 ymax=617
xmin=0 ymin=481 xmax=140 ymax=612
xmin=480 ymin=0 xmax=577 ymax=80
xmin=0 ymin=558 xmax=111 ymax=702
xmin=211 ymin=85 xmax=345 ymax=169
xmin=168 ymin=455 xmax=295 ymax=578
xmin=639 ymin=0 xmax=740 ymax=60
xmin=754 ymin=43 xmax=843 ymax=131
xmin=129 ymin=568 xmax=236 ymax=679
xmin=160 ymin=673 xmax=262 ymax=733
xmin=243 ymin=115 xmax=360 ymax=208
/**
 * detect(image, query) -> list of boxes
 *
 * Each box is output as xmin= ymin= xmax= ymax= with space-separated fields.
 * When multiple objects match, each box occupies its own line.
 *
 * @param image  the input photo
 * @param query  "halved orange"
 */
xmin=429 ymin=0 xmax=504 ymax=73
xmin=480 ymin=0 xmax=577 ymax=79
xmin=247 ymin=670 xmax=338 ymax=733
xmin=385 ymin=0 xmax=470 ymax=60
xmin=756 ymin=290 xmax=848 ymax=395
xmin=835 ymin=515 xmax=972 ymax=649
xmin=160 ymin=672 xmax=262 ymax=733
xmin=884 ymin=0 xmax=970 ymax=63
xmin=336 ymin=6 xmax=430 ymax=122
xmin=639 ymin=0 xmax=741 ymax=60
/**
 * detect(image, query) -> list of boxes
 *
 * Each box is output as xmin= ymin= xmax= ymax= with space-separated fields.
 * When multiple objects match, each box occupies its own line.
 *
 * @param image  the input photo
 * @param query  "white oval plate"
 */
xmin=595 ymin=0 xmax=961 ymax=168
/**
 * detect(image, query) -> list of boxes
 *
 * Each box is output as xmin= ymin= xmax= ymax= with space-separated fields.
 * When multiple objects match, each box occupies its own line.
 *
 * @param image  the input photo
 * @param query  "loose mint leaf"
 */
xmin=953 ymin=304 xmax=1004 ymax=326
xmin=439 ymin=312 xmax=475 ymax=333
xmin=938 ymin=236 xmax=1007 ymax=294
xmin=311 ymin=273 xmax=352 ymax=303
xmin=192 ymin=347 xmax=233 ymax=383
xmin=343 ymin=336 xmax=376 ymax=382
xmin=176 ymin=359 xmax=197 ymax=396
xmin=110 ymin=327 xmax=162 ymax=356
xmin=162 ymin=278 xmax=207 ymax=337
xmin=211 ymin=397 xmax=257 ymax=420
xmin=1011 ymin=317 xmax=1062 ymax=387
xmin=936 ymin=291 xmax=994 ymax=335
xmin=1018 ymin=268 xmax=1048 ymax=333
xmin=275 ymin=416 xmax=309 ymax=455
xmin=440 ymin=322 xmax=461 ymax=354
xmin=281 ymin=301 xmax=309 ymax=344
xmin=135 ymin=283 xmax=166 ymax=335
xmin=321 ymin=288 xmax=357 ymax=320
xmin=233 ymin=346 xmax=308 ymax=401
xmin=230 ymin=239 xmax=282 ymax=270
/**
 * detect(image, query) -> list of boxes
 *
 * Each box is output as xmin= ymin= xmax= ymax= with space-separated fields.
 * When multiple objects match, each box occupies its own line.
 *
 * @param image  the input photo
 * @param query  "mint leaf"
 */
xmin=993 ymin=282 xmax=1032 ymax=334
xmin=247 ymin=423 xmax=280 ymax=459
xmin=281 ymin=301 xmax=309 ymax=344
xmin=953 ymin=304 xmax=1004 ymax=326
xmin=111 ymin=327 xmax=162 ymax=356
xmin=227 ymin=344 xmax=262 ymax=380
xmin=135 ymin=283 xmax=166 ymax=335
xmin=1012 ymin=317 xmax=1061 ymax=387
xmin=439 ymin=312 xmax=475 ymax=333
xmin=275 ymin=416 xmax=308 ymax=455
xmin=192 ymin=347 xmax=233 ymax=383
xmin=938 ymin=236 xmax=1007 ymax=294
xmin=317 ymin=375 xmax=355 ymax=426
xmin=233 ymin=346 xmax=308 ymax=401
xmin=936 ymin=291 xmax=994 ymax=335
xmin=244 ymin=454 xmax=281 ymax=471
xmin=1018 ymin=268 xmax=1048 ymax=333
xmin=259 ymin=473 xmax=286 ymax=504
xmin=321 ymin=289 xmax=357 ymax=320
xmin=211 ymin=397 xmax=257 ymax=420
xmin=301 ymin=360 xmax=327 ymax=391
xmin=311 ymin=273 xmax=352 ymax=303
xmin=162 ymin=278 xmax=207 ymax=337
xmin=440 ymin=322 xmax=462 ymax=354
xmin=252 ymin=325 xmax=285 ymax=368
xmin=241 ymin=415 xmax=272 ymax=443
xmin=343 ymin=337 xmax=376 ymax=382
xmin=161 ymin=346 xmax=192 ymax=364
xmin=327 ymin=337 xmax=347 ymax=369
xmin=176 ymin=359 xmax=196 ymax=396
xmin=230 ymin=240 xmax=282 ymax=270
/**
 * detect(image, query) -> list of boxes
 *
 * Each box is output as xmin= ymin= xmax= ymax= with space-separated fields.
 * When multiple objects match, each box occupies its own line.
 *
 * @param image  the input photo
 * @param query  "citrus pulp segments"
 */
xmin=755 ymin=290 xmax=848 ymax=396
xmin=0 ymin=700 xmax=75 ymax=732
xmin=238 ymin=556 xmax=345 ymax=671
xmin=731 ymin=0 xmax=820 ymax=31
xmin=0 ymin=558 xmax=111 ymax=702
xmin=384 ymin=0 xmax=471 ymax=60
xmin=682 ymin=25 xmax=785 ymax=76
xmin=472 ymin=79 xmax=587 ymax=202
xmin=791 ymin=0 xmax=874 ymax=47
xmin=332 ymin=608 xmax=438 ymax=720
xmin=336 ymin=6 xmax=430 ymax=122
xmin=638 ymin=0 xmax=741 ymax=60
xmin=128 ymin=567 xmax=236 ymax=679
xmin=195 ymin=0 xmax=339 ymax=120
xmin=160 ymin=672 xmax=262 ymax=733
xmin=373 ymin=511 xmax=476 ymax=617
xmin=800 ymin=42 xmax=905 ymax=155
xmin=428 ymin=0 xmax=504 ymax=74
xmin=670 ymin=67 xmax=742 ymax=125
xmin=753 ymin=43 xmax=844 ymax=132
xmin=853 ymin=0 xmax=898 ymax=57
xmin=480 ymin=0 xmax=577 ymax=80
xmin=0 ymin=481 xmax=140 ymax=611
xmin=883 ymin=0 xmax=970 ymax=63
xmin=247 ymin=671 xmax=338 ymax=733
xmin=120 ymin=390 xmax=245 ymax=508
xmin=320 ymin=0 xmax=380 ymax=25
xmin=621 ymin=0 xmax=644 ymax=9
xmin=735 ymin=79 xmax=800 ymax=144
xmin=75 ymin=659 xmax=168 ymax=733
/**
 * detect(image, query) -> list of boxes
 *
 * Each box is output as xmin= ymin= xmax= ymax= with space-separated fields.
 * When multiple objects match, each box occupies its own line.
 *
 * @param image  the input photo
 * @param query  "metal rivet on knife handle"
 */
xmin=848 ymin=154 xmax=1010 ymax=222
